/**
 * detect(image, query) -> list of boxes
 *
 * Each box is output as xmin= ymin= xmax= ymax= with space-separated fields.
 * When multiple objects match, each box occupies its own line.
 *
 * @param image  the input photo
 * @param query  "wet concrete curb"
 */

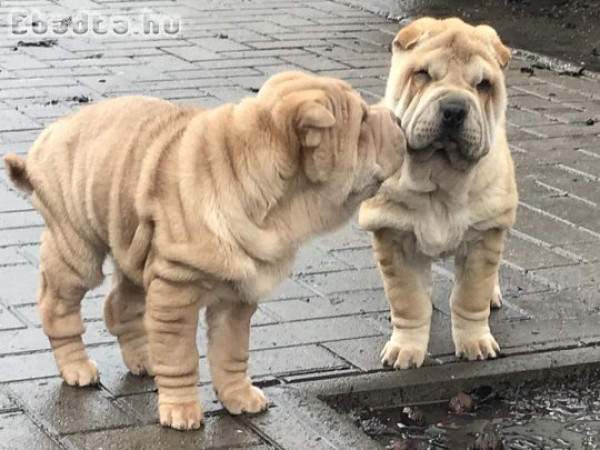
xmin=294 ymin=346 xmax=600 ymax=408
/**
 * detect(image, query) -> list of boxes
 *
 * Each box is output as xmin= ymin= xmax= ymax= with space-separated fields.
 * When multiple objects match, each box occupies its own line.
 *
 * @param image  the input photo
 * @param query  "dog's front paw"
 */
xmin=159 ymin=401 xmax=204 ymax=430
xmin=453 ymin=327 xmax=500 ymax=361
xmin=380 ymin=335 xmax=428 ymax=369
xmin=61 ymin=359 xmax=100 ymax=386
xmin=490 ymin=284 xmax=502 ymax=309
xmin=218 ymin=385 xmax=268 ymax=415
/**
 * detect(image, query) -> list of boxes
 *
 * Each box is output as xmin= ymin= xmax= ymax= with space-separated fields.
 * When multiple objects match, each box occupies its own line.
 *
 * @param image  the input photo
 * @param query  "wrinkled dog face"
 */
xmin=385 ymin=18 xmax=510 ymax=174
xmin=260 ymin=72 xmax=404 ymax=210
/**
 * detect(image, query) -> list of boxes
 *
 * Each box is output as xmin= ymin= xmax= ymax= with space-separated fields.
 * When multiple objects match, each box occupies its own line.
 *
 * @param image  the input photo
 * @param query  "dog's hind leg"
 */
xmin=104 ymin=268 xmax=152 ymax=376
xmin=38 ymin=229 xmax=105 ymax=386
xmin=206 ymin=299 xmax=268 ymax=415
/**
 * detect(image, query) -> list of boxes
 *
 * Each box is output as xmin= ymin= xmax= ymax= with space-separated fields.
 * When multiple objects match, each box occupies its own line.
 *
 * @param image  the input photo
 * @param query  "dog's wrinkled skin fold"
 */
xmin=359 ymin=18 xmax=518 ymax=369
xmin=4 ymin=71 xmax=404 ymax=430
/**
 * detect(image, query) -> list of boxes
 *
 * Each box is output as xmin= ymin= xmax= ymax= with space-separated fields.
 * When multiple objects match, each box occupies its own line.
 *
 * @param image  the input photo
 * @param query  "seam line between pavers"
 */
xmin=519 ymin=201 xmax=600 ymax=239
xmin=509 ymin=227 xmax=590 ymax=262
xmin=2 ymin=388 xmax=70 ymax=450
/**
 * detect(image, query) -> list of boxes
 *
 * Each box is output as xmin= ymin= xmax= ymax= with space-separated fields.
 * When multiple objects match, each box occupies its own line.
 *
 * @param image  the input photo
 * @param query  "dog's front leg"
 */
xmin=374 ymin=229 xmax=433 ymax=369
xmin=146 ymin=278 xmax=204 ymax=430
xmin=451 ymin=228 xmax=505 ymax=361
xmin=206 ymin=299 xmax=268 ymax=415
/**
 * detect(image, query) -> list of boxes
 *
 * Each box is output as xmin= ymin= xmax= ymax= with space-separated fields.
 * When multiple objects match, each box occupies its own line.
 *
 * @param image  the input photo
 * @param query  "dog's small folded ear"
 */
xmin=295 ymin=98 xmax=336 ymax=148
xmin=492 ymin=39 xmax=511 ymax=68
xmin=393 ymin=17 xmax=441 ymax=51
xmin=476 ymin=25 xmax=511 ymax=68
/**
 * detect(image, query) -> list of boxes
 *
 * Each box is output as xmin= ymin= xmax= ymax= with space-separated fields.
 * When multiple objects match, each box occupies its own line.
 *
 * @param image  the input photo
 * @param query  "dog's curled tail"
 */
xmin=4 ymin=153 xmax=33 ymax=194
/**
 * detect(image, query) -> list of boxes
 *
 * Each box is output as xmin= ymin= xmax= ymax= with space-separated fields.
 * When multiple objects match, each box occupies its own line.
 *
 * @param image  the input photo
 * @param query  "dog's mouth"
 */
xmin=407 ymin=140 xmax=475 ymax=171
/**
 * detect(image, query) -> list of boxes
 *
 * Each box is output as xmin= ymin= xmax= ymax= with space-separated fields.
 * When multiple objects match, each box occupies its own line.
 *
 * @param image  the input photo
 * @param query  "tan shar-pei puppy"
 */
xmin=359 ymin=18 xmax=518 ymax=369
xmin=4 ymin=71 xmax=404 ymax=430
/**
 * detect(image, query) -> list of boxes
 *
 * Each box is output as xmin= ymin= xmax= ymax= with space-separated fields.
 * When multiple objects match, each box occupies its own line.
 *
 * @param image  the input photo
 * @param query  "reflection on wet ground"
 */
xmin=335 ymin=372 xmax=600 ymax=449
xmin=356 ymin=0 xmax=600 ymax=72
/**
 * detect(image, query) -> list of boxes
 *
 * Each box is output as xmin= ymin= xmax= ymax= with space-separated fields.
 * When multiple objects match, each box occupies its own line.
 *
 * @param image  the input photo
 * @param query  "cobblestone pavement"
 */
xmin=0 ymin=1 xmax=599 ymax=449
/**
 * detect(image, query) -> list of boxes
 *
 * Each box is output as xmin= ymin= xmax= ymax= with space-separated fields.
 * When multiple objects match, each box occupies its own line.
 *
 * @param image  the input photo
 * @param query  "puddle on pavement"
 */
xmin=330 ymin=372 xmax=600 ymax=449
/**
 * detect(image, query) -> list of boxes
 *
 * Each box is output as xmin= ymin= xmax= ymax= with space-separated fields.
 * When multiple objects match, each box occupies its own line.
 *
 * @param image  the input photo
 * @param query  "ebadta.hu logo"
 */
xmin=6 ymin=9 xmax=181 ymax=37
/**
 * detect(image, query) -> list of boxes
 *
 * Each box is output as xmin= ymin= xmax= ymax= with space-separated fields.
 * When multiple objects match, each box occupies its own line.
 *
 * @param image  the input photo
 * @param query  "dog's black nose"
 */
xmin=440 ymin=98 xmax=468 ymax=128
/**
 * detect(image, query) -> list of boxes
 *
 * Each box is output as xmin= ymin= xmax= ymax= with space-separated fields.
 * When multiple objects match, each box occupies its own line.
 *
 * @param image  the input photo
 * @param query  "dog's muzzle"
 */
xmin=407 ymin=95 xmax=484 ymax=170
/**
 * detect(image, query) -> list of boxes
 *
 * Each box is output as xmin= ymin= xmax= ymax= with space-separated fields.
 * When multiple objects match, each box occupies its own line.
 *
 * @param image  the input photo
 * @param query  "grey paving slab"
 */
xmin=0 ymin=320 xmax=114 ymax=355
xmin=0 ymin=264 xmax=40 ymax=305
xmin=0 ymin=351 xmax=58 ymax=383
xmin=0 ymin=412 xmax=62 ymax=450
xmin=0 ymin=304 xmax=26 ymax=331
xmin=8 ymin=378 xmax=139 ymax=435
xmin=0 ymin=390 xmax=16 ymax=412
xmin=65 ymin=416 xmax=263 ymax=450
xmin=299 ymin=268 xmax=384 ymax=295
xmin=243 ymin=387 xmax=380 ymax=450
xmin=263 ymin=289 xmax=388 ymax=321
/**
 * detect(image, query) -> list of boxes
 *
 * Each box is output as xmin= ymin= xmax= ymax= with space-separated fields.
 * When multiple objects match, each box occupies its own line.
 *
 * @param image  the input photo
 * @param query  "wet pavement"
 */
xmin=351 ymin=0 xmax=600 ymax=72
xmin=0 ymin=0 xmax=599 ymax=449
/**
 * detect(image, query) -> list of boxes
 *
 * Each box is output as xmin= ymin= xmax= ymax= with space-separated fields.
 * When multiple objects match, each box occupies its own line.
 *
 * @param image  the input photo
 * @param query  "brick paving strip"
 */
xmin=0 ymin=0 xmax=598 ymax=448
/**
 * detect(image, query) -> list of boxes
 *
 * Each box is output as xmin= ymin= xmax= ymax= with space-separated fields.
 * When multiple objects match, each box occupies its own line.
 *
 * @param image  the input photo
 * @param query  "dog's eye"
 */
xmin=414 ymin=69 xmax=431 ymax=82
xmin=477 ymin=79 xmax=492 ymax=91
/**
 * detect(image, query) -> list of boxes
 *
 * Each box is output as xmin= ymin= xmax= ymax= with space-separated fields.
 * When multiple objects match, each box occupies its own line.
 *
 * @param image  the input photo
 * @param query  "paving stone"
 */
xmin=0 ymin=210 xmax=43 ymax=229
xmin=264 ymin=289 xmax=387 ymax=321
xmin=281 ymin=53 xmax=349 ymax=71
xmin=8 ymin=378 xmax=139 ymax=434
xmin=292 ymin=245 xmax=350 ymax=274
xmin=559 ymin=240 xmax=600 ymax=262
xmin=249 ymin=315 xmax=380 ymax=351
xmin=245 ymin=345 xmax=348 ymax=379
xmin=0 ymin=304 xmax=25 ymax=331
xmin=243 ymin=387 xmax=380 ymax=450
xmin=135 ymin=54 xmax=200 ymax=72
xmin=66 ymin=416 xmax=263 ymax=450
xmin=503 ymin=233 xmax=577 ymax=270
xmin=0 ymin=390 xmax=16 ymax=412
xmin=193 ymin=37 xmax=253 ymax=52
xmin=192 ymin=56 xmax=283 ymax=70
xmin=532 ymin=262 xmax=600 ymax=289
xmin=0 ymin=320 xmax=114 ymax=355
xmin=174 ymin=95 xmax=223 ymax=109
xmin=513 ymin=205 xmax=599 ymax=245
xmin=0 ymin=109 xmax=41 ymax=131
xmin=162 ymin=45 xmax=223 ymax=62
xmin=0 ymin=350 xmax=59 ymax=383
xmin=329 ymin=246 xmax=377 ymax=269
xmin=0 ymin=54 xmax=48 ymax=70
xmin=0 ymin=412 xmax=61 ymax=450
xmin=299 ymin=268 xmax=384 ymax=295
xmin=0 ymin=264 xmax=40 ymax=305
xmin=0 ymin=247 xmax=28 ymax=266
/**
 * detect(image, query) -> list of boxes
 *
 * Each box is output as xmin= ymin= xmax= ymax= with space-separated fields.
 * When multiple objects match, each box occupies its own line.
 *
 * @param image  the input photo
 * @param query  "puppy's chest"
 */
xmin=406 ymin=201 xmax=477 ymax=258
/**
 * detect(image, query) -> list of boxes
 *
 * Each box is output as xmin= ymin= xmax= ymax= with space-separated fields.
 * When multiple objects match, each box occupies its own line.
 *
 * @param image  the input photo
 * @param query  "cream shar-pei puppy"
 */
xmin=359 ymin=18 xmax=518 ymax=369
xmin=4 ymin=71 xmax=404 ymax=430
